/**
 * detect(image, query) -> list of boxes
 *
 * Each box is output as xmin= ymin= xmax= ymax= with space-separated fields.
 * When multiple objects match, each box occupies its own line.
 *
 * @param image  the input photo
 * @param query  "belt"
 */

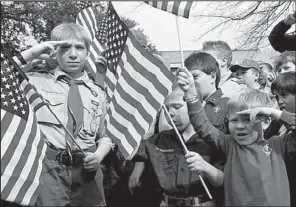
xmin=45 ymin=144 xmax=97 ymax=166
xmin=163 ymin=194 xmax=212 ymax=207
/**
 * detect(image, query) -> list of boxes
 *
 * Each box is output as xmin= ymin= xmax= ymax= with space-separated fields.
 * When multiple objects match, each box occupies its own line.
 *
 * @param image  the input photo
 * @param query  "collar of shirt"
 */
xmin=53 ymin=67 xmax=94 ymax=88
xmin=204 ymin=88 xmax=224 ymax=106
xmin=168 ymin=130 xmax=199 ymax=145
xmin=219 ymin=70 xmax=232 ymax=87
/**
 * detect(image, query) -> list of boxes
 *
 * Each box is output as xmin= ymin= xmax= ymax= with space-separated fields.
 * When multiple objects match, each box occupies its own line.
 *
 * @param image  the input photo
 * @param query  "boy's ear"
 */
xmin=220 ymin=57 xmax=227 ymax=67
xmin=210 ymin=71 xmax=216 ymax=80
xmin=262 ymin=117 xmax=272 ymax=130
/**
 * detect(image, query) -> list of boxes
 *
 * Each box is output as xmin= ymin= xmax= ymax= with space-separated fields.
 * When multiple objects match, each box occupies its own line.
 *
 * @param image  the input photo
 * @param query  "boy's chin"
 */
xmin=233 ymin=135 xmax=260 ymax=146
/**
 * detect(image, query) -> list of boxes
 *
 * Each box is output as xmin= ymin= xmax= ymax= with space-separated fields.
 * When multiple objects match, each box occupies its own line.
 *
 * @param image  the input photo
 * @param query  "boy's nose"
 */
xmin=69 ymin=48 xmax=78 ymax=59
xmin=236 ymin=121 xmax=245 ymax=129
xmin=168 ymin=108 xmax=175 ymax=117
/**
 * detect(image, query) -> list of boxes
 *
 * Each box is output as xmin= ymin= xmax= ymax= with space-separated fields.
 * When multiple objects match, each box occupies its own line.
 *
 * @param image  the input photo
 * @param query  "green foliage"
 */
xmin=1 ymin=1 xmax=159 ymax=55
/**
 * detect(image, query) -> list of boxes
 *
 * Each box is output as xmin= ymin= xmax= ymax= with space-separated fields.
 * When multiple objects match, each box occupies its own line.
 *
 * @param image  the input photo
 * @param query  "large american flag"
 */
xmin=145 ymin=1 xmax=194 ymax=18
xmin=1 ymin=47 xmax=47 ymax=206
xmin=76 ymin=3 xmax=175 ymax=159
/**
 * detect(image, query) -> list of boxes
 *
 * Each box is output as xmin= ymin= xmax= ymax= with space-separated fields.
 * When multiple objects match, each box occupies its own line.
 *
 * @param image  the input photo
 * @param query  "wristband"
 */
xmin=183 ymin=93 xmax=199 ymax=103
xmin=16 ymin=52 xmax=27 ymax=65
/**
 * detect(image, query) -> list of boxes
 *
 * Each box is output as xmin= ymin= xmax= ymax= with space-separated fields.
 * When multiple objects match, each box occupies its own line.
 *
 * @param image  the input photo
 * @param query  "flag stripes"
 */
xmin=1 ymin=109 xmax=46 ymax=206
xmin=1 ymin=47 xmax=47 ymax=206
xmin=76 ymin=6 xmax=105 ymax=76
xmin=21 ymin=80 xmax=46 ymax=112
xmin=76 ymin=3 xmax=175 ymax=158
xmin=105 ymin=32 xmax=175 ymax=158
xmin=145 ymin=1 xmax=193 ymax=18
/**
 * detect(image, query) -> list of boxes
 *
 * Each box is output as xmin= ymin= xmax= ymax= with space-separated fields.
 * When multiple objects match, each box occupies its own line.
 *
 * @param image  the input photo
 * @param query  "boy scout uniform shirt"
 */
xmin=204 ymin=88 xmax=229 ymax=134
xmin=26 ymin=68 xmax=111 ymax=150
xmin=135 ymin=129 xmax=213 ymax=198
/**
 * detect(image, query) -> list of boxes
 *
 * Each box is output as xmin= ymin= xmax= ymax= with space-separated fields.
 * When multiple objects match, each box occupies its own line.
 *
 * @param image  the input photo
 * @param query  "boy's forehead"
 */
xmin=59 ymin=37 xmax=86 ymax=46
xmin=189 ymin=68 xmax=205 ymax=74
xmin=227 ymin=105 xmax=249 ymax=117
xmin=165 ymin=91 xmax=184 ymax=104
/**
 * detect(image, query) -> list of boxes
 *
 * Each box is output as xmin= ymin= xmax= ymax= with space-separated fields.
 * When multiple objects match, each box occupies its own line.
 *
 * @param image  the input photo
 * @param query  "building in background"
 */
xmin=160 ymin=49 xmax=280 ymax=72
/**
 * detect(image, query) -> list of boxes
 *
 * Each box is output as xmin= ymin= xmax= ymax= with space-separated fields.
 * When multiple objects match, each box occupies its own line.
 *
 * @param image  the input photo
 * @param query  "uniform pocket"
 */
xmin=153 ymin=150 xmax=176 ymax=176
xmin=36 ymin=90 xmax=65 ymax=126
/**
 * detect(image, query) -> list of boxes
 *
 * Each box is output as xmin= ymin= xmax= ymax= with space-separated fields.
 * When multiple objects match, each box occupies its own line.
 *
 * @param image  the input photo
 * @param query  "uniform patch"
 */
xmin=213 ymin=106 xmax=220 ymax=113
xmin=91 ymin=100 xmax=100 ymax=108
xmin=90 ymin=89 xmax=98 ymax=97
xmin=262 ymin=144 xmax=272 ymax=156
xmin=155 ymin=147 xmax=174 ymax=153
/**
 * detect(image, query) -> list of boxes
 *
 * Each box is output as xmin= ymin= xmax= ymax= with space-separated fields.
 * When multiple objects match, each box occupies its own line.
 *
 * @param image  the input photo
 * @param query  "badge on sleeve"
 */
xmin=214 ymin=106 xmax=220 ymax=113
xmin=262 ymin=144 xmax=272 ymax=156
xmin=90 ymin=88 xmax=98 ymax=97
xmin=91 ymin=100 xmax=100 ymax=108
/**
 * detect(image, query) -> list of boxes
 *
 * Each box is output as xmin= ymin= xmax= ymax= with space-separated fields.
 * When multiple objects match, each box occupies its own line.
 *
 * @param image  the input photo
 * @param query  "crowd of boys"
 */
xmin=1 ymin=11 xmax=295 ymax=207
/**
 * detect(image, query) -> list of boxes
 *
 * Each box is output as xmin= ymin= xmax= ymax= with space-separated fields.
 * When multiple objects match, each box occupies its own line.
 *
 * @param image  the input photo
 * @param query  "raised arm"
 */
xmin=177 ymin=68 xmax=228 ymax=150
xmin=13 ymin=41 xmax=69 ymax=68
xmin=268 ymin=14 xmax=296 ymax=53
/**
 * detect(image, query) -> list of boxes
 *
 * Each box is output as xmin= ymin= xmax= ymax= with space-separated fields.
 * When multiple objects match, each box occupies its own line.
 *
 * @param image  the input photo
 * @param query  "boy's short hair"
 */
xmin=51 ymin=23 xmax=91 ymax=51
xmin=184 ymin=52 xmax=221 ymax=89
xmin=274 ymin=51 xmax=296 ymax=73
xmin=202 ymin=41 xmax=232 ymax=67
xmin=227 ymin=89 xmax=274 ymax=115
xmin=259 ymin=62 xmax=273 ymax=72
xmin=271 ymin=72 xmax=296 ymax=95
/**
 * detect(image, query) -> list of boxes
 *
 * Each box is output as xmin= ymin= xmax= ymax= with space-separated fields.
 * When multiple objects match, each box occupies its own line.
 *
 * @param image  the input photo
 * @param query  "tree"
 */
xmin=1 ymin=1 xmax=159 ymax=55
xmin=191 ymin=1 xmax=295 ymax=50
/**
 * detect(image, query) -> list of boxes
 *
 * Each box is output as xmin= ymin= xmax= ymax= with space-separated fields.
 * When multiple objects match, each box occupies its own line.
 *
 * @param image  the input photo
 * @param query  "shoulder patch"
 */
xmin=93 ymin=82 xmax=105 ymax=92
xmin=26 ymin=70 xmax=53 ymax=78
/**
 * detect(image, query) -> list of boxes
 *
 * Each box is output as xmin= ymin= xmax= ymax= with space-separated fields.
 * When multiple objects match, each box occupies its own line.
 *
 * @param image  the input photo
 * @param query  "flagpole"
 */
xmin=175 ymin=16 xmax=185 ymax=68
xmin=162 ymin=105 xmax=212 ymax=200
xmin=1 ymin=46 xmax=86 ymax=156
xmin=170 ymin=17 xmax=213 ymax=200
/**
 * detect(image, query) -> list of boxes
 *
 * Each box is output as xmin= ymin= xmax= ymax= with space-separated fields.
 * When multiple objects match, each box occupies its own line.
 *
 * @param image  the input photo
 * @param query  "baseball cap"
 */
xmin=230 ymin=59 xmax=261 ymax=72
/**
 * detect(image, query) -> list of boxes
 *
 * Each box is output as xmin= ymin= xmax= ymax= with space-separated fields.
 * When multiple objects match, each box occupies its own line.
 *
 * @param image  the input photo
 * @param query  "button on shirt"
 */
xmin=27 ymin=68 xmax=111 ymax=150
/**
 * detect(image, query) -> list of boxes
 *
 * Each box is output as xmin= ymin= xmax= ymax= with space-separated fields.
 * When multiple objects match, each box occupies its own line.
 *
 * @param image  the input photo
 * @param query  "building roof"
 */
xmin=159 ymin=49 xmax=280 ymax=68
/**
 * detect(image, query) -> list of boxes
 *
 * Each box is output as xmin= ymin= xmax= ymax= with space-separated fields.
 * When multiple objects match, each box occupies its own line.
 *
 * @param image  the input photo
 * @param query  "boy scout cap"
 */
xmin=230 ymin=59 xmax=261 ymax=72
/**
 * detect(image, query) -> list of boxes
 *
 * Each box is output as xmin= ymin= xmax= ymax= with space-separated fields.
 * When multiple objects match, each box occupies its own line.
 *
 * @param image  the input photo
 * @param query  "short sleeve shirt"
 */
xmin=27 ymin=68 xmax=107 ymax=150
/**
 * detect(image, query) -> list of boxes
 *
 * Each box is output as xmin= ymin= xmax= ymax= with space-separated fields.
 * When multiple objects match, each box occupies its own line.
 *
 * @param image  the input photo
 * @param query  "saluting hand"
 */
xmin=23 ymin=41 xmax=70 ymax=61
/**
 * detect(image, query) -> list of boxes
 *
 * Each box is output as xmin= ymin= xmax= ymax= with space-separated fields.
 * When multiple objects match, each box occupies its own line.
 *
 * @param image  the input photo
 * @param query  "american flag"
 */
xmin=77 ymin=3 xmax=175 ymax=159
xmin=76 ymin=4 xmax=107 ymax=77
xmin=1 ymin=47 xmax=47 ymax=206
xmin=145 ymin=1 xmax=194 ymax=18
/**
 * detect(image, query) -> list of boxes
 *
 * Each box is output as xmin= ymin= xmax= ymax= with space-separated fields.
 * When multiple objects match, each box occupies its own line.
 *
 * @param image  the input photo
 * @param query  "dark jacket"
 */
xmin=268 ymin=20 xmax=296 ymax=52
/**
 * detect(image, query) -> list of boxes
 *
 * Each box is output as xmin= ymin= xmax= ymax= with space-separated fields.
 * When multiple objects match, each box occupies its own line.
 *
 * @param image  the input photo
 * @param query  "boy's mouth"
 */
xmin=236 ymin=133 xmax=248 ymax=137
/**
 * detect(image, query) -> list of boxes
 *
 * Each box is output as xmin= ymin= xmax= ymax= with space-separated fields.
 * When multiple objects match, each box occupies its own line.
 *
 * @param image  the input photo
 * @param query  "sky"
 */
xmin=112 ymin=1 xmax=294 ymax=52
xmin=24 ymin=1 xmax=294 ymax=52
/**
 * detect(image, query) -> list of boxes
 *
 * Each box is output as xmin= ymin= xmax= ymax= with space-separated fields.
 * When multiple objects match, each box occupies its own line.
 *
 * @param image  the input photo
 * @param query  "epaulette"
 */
xmin=93 ymin=81 xmax=105 ymax=92
xmin=37 ymin=69 xmax=54 ymax=74
xmin=221 ymin=94 xmax=229 ymax=99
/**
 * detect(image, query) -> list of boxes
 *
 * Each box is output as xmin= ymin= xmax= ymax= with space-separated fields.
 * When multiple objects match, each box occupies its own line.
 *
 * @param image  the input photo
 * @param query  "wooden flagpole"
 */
xmin=164 ymin=16 xmax=212 ymax=200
